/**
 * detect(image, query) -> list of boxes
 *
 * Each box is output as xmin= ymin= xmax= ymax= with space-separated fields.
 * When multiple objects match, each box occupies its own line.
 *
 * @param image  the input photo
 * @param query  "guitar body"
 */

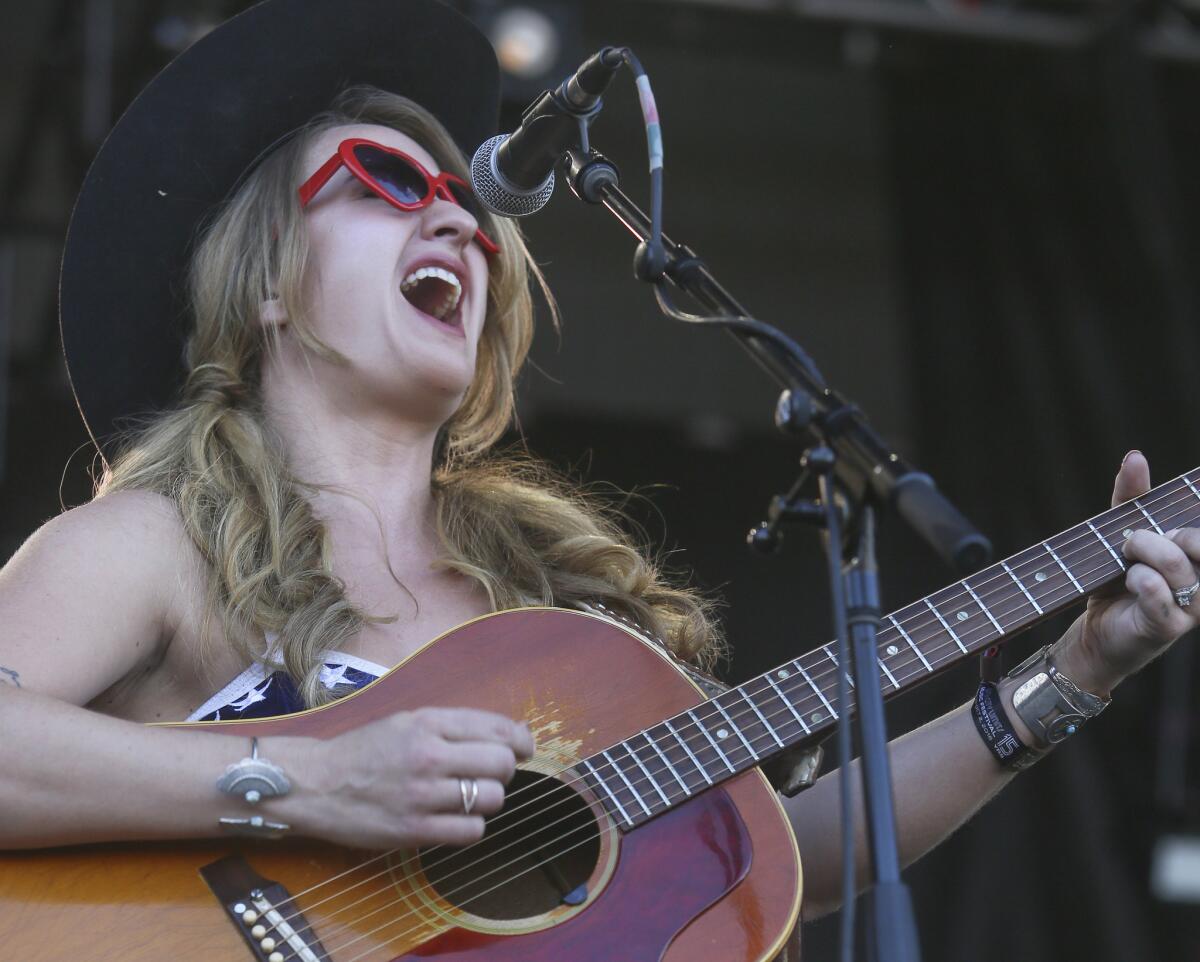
xmin=0 ymin=608 xmax=802 ymax=961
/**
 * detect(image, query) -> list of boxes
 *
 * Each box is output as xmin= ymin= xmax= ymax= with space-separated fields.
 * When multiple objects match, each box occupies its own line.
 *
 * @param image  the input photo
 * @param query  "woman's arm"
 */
xmin=0 ymin=491 xmax=532 ymax=850
xmin=786 ymin=451 xmax=1197 ymax=918
xmin=785 ymin=696 xmax=1010 ymax=919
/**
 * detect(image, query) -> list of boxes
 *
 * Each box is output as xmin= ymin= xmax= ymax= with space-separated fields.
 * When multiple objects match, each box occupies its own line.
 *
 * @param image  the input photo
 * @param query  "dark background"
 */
xmin=3 ymin=1 xmax=1200 ymax=959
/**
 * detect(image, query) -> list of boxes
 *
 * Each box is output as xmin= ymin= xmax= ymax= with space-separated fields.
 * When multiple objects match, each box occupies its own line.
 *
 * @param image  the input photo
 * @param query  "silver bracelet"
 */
xmin=1008 ymin=644 xmax=1111 ymax=750
xmin=216 ymin=736 xmax=292 ymax=839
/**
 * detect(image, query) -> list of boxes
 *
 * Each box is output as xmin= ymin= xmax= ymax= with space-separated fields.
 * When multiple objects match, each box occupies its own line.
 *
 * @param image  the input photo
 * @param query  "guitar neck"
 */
xmin=576 ymin=466 xmax=1200 ymax=830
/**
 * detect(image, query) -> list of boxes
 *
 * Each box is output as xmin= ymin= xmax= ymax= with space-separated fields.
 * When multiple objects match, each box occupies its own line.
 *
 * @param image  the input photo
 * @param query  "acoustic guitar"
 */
xmin=2 ymin=467 xmax=1198 ymax=961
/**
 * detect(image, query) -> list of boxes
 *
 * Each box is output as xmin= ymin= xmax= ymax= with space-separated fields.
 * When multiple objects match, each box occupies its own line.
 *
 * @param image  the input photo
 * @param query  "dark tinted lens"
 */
xmin=446 ymin=180 xmax=485 ymax=221
xmin=353 ymin=145 xmax=427 ymax=204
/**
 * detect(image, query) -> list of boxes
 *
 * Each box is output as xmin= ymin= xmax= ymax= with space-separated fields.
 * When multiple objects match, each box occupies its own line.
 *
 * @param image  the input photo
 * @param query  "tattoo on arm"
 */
xmin=0 ymin=666 xmax=20 ymax=689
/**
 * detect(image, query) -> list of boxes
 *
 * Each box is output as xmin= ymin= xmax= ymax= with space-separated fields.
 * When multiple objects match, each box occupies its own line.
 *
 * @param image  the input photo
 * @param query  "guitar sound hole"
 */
xmin=418 ymin=770 xmax=601 ymax=920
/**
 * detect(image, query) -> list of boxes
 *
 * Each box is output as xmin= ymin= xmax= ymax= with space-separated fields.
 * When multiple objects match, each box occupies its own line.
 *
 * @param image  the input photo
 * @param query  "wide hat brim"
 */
xmin=60 ymin=0 xmax=499 ymax=458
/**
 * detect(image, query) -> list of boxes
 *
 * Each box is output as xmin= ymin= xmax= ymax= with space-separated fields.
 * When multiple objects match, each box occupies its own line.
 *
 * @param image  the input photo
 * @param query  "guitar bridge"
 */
xmin=200 ymin=854 xmax=330 ymax=962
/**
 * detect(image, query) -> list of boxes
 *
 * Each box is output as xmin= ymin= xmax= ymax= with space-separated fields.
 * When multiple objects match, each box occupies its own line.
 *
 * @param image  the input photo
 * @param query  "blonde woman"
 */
xmin=0 ymin=0 xmax=1196 ymax=946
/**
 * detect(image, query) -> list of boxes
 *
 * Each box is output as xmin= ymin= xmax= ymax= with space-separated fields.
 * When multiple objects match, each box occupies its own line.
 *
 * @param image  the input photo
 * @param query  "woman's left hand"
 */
xmin=1054 ymin=450 xmax=1200 ymax=697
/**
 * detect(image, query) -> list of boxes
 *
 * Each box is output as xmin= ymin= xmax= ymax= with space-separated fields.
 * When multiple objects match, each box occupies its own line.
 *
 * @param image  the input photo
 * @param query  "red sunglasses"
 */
xmin=298 ymin=138 xmax=500 ymax=256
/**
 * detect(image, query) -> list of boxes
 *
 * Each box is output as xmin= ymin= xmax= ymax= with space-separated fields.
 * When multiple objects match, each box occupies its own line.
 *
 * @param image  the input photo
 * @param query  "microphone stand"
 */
xmin=559 ymin=146 xmax=993 ymax=962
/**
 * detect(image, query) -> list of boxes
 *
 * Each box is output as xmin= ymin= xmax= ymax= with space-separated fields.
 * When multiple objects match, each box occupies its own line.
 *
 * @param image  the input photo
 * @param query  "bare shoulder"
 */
xmin=0 ymin=489 xmax=196 ymax=705
xmin=33 ymin=488 xmax=186 ymax=545
xmin=13 ymin=489 xmax=196 ymax=599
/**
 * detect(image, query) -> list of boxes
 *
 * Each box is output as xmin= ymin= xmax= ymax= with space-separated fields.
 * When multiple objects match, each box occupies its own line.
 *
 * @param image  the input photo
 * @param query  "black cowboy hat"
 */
xmin=59 ymin=0 xmax=500 ymax=458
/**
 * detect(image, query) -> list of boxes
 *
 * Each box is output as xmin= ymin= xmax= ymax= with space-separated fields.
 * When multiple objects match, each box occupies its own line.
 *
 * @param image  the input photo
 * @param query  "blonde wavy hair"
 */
xmin=97 ymin=86 xmax=723 ymax=706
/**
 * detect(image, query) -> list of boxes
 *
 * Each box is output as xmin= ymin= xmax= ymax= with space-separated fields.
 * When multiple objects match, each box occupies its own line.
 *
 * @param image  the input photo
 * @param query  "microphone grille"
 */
xmin=470 ymin=135 xmax=556 ymax=218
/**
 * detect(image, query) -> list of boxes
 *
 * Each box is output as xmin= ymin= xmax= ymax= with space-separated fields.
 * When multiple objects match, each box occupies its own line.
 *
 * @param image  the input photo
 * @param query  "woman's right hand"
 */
xmin=273 ymin=707 xmax=535 ymax=850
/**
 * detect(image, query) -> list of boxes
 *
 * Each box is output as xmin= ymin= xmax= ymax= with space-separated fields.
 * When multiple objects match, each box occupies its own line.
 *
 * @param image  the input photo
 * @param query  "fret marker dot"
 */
xmin=777 ymin=669 xmax=790 ymax=679
xmin=1034 ymin=571 xmax=1047 ymax=582
xmin=886 ymin=644 xmax=899 ymax=656
xmin=956 ymin=611 xmax=969 ymax=622
xmin=716 ymin=728 xmax=729 ymax=739
xmin=812 ymin=711 xmax=824 ymax=723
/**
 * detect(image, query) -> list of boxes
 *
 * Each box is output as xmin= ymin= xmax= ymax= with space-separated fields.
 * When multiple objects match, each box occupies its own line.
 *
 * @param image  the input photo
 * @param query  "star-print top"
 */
xmin=186 ymin=641 xmax=388 ymax=722
xmin=184 ymin=606 xmax=727 ymax=722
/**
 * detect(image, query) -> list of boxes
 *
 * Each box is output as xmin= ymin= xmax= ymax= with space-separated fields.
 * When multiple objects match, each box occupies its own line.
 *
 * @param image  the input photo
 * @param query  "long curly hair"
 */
xmin=97 ymin=86 xmax=723 ymax=706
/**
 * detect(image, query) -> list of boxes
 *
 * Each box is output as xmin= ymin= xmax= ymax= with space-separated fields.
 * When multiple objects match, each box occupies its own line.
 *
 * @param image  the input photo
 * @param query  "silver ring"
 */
xmin=1174 ymin=580 xmax=1200 ymax=608
xmin=459 ymin=777 xmax=479 ymax=816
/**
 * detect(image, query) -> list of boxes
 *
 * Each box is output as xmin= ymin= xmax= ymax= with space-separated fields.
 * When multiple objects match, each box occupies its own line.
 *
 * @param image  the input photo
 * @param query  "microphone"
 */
xmin=471 ymin=47 xmax=625 ymax=217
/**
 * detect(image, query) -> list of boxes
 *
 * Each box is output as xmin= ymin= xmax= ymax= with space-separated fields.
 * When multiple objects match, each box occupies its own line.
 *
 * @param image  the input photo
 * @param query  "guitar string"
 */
xmin=264 ymin=499 xmax=1200 ymax=962
xmin=272 ymin=538 xmax=1181 ymax=962
xmin=264 ymin=481 xmax=1200 ymax=955
xmin=283 ymin=468 xmax=1194 ymax=918
xmin=270 ymin=791 xmax=608 ymax=951
xmin=298 ymin=506 xmax=1169 ymax=962
xmin=303 ymin=518 xmax=1171 ymax=962
xmin=257 ymin=479 xmax=1200 ymax=949
xmin=253 ymin=477 xmax=1200 ymax=941
xmin=268 ymin=522 xmax=1160 ymax=962
xmin=279 ymin=472 xmax=1195 ymax=912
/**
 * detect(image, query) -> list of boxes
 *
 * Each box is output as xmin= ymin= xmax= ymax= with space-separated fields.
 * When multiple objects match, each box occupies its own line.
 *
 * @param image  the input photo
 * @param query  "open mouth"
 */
xmin=400 ymin=266 xmax=463 ymax=327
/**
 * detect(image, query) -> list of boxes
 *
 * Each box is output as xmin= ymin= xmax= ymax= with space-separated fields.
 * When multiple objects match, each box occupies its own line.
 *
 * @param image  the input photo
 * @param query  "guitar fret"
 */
xmin=876 ymin=655 xmax=899 ymax=690
xmin=687 ymin=710 xmax=735 ymax=773
xmin=823 ymin=645 xmax=854 ymax=688
xmin=1043 ymin=540 xmax=1084 ymax=594
xmin=602 ymin=749 xmax=651 ymax=817
xmin=1087 ymin=521 xmax=1125 ymax=571
xmin=555 ymin=469 xmax=1200 ymax=828
xmin=643 ymin=729 xmax=691 ymax=796
xmin=713 ymin=701 xmax=759 ymax=760
xmin=963 ymin=580 xmax=1004 ymax=635
xmin=923 ymin=598 xmax=967 ymax=653
xmin=663 ymin=719 xmax=713 ymax=786
xmin=767 ymin=673 xmax=812 ymax=734
xmin=1134 ymin=498 xmax=1165 ymax=535
xmin=738 ymin=685 xmax=785 ymax=749
xmin=621 ymin=742 xmax=671 ymax=807
xmin=582 ymin=757 xmax=633 ymax=827
xmin=1001 ymin=561 xmax=1043 ymax=615
xmin=887 ymin=614 xmax=932 ymax=672
xmin=796 ymin=661 xmax=838 ymax=720
xmin=642 ymin=731 xmax=691 ymax=797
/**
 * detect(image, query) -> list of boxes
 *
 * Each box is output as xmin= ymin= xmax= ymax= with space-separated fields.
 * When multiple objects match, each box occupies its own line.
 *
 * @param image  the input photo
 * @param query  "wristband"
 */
xmin=971 ymin=681 xmax=1044 ymax=771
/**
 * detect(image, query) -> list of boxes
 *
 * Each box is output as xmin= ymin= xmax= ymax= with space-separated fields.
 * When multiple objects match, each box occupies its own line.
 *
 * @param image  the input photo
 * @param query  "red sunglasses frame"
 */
xmin=298 ymin=137 xmax=500 ymax=256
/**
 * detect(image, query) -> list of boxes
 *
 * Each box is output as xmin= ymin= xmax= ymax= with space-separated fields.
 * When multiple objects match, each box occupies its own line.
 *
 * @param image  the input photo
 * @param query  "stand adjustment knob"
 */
xmin=747 ymin=523 xmax=782 ymax=555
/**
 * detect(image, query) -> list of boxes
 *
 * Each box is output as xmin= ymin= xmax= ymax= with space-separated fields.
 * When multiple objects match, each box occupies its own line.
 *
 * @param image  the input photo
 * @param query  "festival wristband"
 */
xmin=971 ymin=681 xmax=1044 ymax=771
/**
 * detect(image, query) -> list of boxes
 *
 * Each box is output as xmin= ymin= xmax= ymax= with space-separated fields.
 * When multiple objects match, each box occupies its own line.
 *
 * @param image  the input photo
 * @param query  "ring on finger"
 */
xmin=459 ymin=777 xmax=479 ymax=816
xmin=1173 ymin=580 xmax=1200 ymax=609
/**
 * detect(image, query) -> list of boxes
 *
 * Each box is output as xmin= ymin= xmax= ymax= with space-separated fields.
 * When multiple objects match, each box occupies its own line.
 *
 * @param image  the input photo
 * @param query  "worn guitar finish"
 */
xmin=0 ymin=610 xmax=802 ymax=962
xmin=6 ymin=466 xmax=1200 ymax=960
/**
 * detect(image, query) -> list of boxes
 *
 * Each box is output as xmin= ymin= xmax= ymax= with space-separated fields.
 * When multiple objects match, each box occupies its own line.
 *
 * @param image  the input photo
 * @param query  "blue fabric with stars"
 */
xmin=186 ymin=650 xmax=390 ymax=722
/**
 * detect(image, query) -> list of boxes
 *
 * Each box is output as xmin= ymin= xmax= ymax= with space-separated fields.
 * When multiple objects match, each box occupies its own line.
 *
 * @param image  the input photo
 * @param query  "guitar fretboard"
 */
xmin=575 ymin=468 xmax=1200 ymax=831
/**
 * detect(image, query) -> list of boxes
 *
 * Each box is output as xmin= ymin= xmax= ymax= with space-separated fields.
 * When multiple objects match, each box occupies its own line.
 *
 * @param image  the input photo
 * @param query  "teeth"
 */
xmin=400 ymin=265 xmax=463 ymax=321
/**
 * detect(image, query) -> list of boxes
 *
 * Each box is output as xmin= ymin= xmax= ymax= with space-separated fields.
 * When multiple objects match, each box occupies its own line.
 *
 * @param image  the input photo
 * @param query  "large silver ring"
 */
xmin=1174 ymin=580 xmax=1200 ymax=608
xmin=459 ymin=777 xmax=479 ymax=816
